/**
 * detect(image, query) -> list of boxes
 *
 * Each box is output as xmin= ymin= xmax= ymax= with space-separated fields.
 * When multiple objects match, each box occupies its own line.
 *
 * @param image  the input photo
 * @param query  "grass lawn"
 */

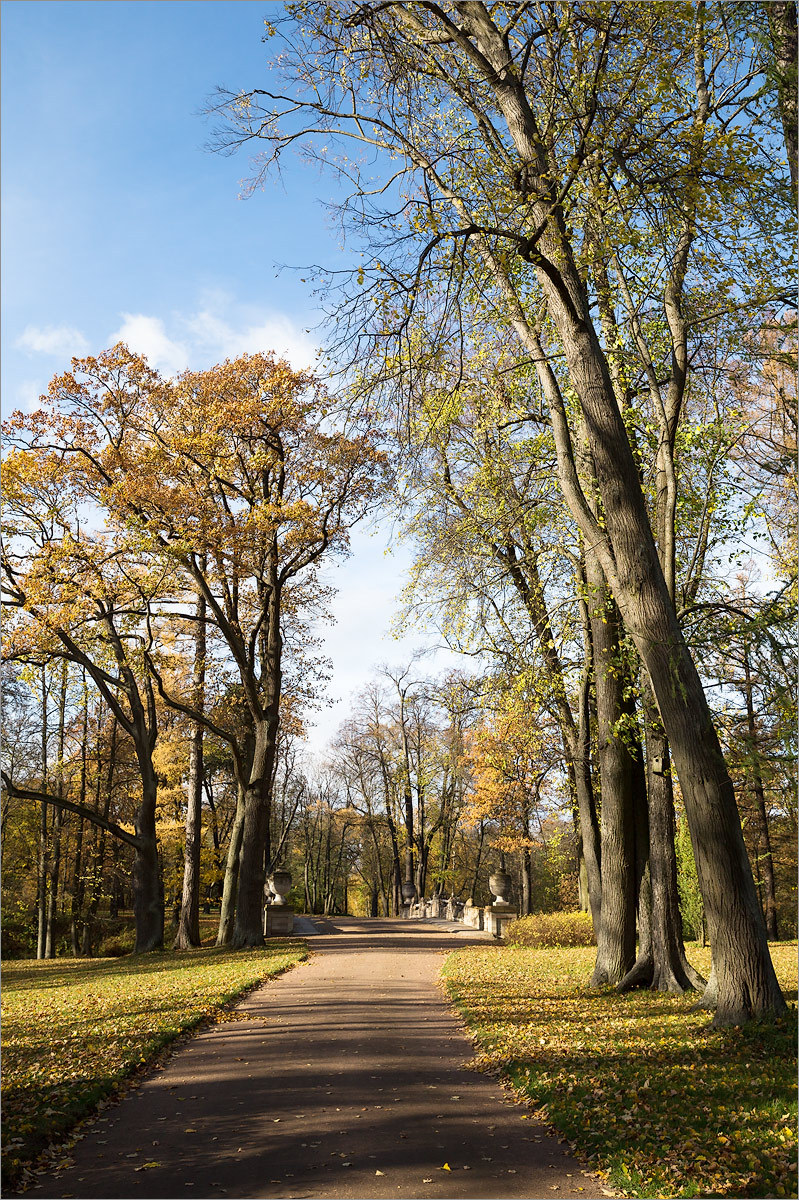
xmin=1 ymin=941 xmax=308 ymax=1190
xmin=442 ymin=942 xmax=797 ymax=1199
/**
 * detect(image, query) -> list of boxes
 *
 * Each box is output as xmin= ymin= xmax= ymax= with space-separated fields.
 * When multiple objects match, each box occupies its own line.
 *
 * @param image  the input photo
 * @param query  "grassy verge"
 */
xmin=442 ymin=942 xmax=797 ymax=1199
xmin=1 ymin=941 xmax=308 ymax=1190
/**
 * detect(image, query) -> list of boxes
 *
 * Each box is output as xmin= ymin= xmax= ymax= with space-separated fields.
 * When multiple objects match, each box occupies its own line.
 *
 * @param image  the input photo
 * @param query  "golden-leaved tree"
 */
xmin=6 ymin=346 xmax=388 ymax=948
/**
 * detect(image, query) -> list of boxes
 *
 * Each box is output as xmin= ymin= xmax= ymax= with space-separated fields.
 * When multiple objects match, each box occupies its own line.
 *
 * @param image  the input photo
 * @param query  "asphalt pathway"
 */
xmin=28 ymin=918 xmax=612 ymax=1200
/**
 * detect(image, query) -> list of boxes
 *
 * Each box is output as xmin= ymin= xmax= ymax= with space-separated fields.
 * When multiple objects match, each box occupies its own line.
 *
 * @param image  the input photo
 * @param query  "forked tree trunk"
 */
xmin=618 ymin=681 xmax=706 ymax=993
xmin=559 ymin=316 xmax=785 ymax=1021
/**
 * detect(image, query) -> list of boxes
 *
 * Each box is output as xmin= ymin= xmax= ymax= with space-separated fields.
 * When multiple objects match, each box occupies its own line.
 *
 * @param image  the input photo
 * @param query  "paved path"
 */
xmin=28 ymin=918 xmax=611 ymax=1200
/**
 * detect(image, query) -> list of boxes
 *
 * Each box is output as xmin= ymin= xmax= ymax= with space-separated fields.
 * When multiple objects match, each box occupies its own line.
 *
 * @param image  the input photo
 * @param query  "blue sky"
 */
xmin=2 ymin=0 xmax=459 ymax=754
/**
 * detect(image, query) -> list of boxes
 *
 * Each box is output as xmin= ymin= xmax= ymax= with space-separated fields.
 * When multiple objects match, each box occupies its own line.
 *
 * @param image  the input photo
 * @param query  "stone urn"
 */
xmin=401 ymin=880 xmax=417 ymax=905
xmin=268 ymin=869 xmax=293 ymax=906
xmin=489 ymin=870 xmax=512 ymax=907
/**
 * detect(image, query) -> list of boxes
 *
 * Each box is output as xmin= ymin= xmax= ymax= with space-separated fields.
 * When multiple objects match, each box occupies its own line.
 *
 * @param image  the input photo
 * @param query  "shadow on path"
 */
xmin=23 ymin=918 xmax=613 ymax=1200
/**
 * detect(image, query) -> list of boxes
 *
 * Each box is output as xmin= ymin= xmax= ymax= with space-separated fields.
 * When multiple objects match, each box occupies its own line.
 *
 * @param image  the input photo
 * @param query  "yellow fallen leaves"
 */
xmin=443 ymin=942 xmax=798 ymax=1200
xmin=1 ymin=942 xmax=307 ymax=1190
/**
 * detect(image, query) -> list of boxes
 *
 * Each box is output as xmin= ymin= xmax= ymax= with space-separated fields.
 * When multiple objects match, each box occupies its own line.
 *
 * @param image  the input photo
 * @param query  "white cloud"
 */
xmin=183 ymin=308 xmax=317 ymax=371
xmin=16 ymin=324 xmax=88 ymax=357
xmin=108 ymin=313 xmax=190 ymax=376
xmin=105 ymin=299 xmax=318 ymax=378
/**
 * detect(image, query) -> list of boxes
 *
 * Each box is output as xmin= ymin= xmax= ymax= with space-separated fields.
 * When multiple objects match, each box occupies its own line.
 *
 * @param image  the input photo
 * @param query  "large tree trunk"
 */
xmin=233 ymin=720 xmax=277 ymax=947
xmin=132 ymin=758 xmax=164 ymax=954
xmin=559 ymin=316 xmax=783 ymax=1021
xmin=564 ymin=320 xmax=783 ymax=1021
xmin=615 ymin=685 xmax=654 ymax=991
xmin=233 ymin=577 xmax=282 ymax=948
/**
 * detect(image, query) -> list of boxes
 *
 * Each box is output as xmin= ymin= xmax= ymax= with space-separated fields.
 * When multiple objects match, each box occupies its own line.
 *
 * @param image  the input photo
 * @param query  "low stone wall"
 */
xmin=402 ymin=894 xmax=519 ymax=938
xmin=461 ymin=903 xmax=484 ymax=930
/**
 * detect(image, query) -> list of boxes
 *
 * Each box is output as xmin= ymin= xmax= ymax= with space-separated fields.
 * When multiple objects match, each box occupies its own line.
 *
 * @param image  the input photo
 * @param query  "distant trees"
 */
xmin=328 ymin=672 xmax=473 ymax=914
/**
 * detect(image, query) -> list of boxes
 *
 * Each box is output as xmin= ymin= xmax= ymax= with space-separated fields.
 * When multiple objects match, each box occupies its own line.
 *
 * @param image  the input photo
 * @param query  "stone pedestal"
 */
xmin=462 ymin=904 xmax=484 ymax=930
xmin=264 ymin=906 xmax=294 ymax=937
xmin=484 ymin=905 xmax=517 ymax=939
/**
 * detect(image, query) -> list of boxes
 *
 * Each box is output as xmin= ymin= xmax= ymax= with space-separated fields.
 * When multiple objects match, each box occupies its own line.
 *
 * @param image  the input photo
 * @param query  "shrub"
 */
xmin=505 ymin=910 xmax=596 ymax=948
xmin=93 ymin=917 xmax=136 ymax=957
xmin=1 ymin=921 xmax=36 ymax=959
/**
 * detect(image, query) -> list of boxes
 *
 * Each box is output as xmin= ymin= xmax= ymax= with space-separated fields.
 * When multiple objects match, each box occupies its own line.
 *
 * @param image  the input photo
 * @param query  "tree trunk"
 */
xmin=586 ymin=554 xmax=637 ymax=986
xmin=217 ymin=781 xmax=246 ymax=946
xmin=45 ymin=808 xmax=64 ymax=958
xmin=37 ymin=666 xmax=49 ymax=959
xmin=45 ymin=662 xmax=69 ymax=958
xmin=536 ymin=250 xmax=783 ymax=1020
xmin=454 ymin=2 xmax=784 ymax=1022
xmin=174 ymin=579 xmax=206 ymax=950
xmin=766 ymin=0 xmax=798 ymax=186
xmin=520 ymin=849 xmax=531 ymax=916
xmin=743 ymin=650 xmax=779 ymax=940
xmin=618 ymin=680 xmax=706 ymax=993
xmin=71 ymin=675 xmax=89 ymax=955
xmin=132 ymin=756 xmax=163 ymax=954
xmin=233 ymin=721 xmax=275 ymax=947
xmin=503 ymin=549 xmax=602 ymax=930
xmin=233 ymin=576 xmax=282 ymax=948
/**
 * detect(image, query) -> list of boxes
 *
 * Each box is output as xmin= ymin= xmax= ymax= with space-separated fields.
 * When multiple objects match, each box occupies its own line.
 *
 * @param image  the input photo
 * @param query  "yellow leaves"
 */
xmin=443 ymin=943 xmax=798 ymax=1200
xmin=1 ymin=944 xmax=309 ymax=1189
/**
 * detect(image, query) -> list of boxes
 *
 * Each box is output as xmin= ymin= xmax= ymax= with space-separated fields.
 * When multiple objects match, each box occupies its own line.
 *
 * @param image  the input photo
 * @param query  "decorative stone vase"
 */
xmin=489 ymin=870 xmax=512 ymax=907
xmin=401 ymin=880 xmax=417 ymax=904
xmin=268 ymin=869 xmax=292 ymax=906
